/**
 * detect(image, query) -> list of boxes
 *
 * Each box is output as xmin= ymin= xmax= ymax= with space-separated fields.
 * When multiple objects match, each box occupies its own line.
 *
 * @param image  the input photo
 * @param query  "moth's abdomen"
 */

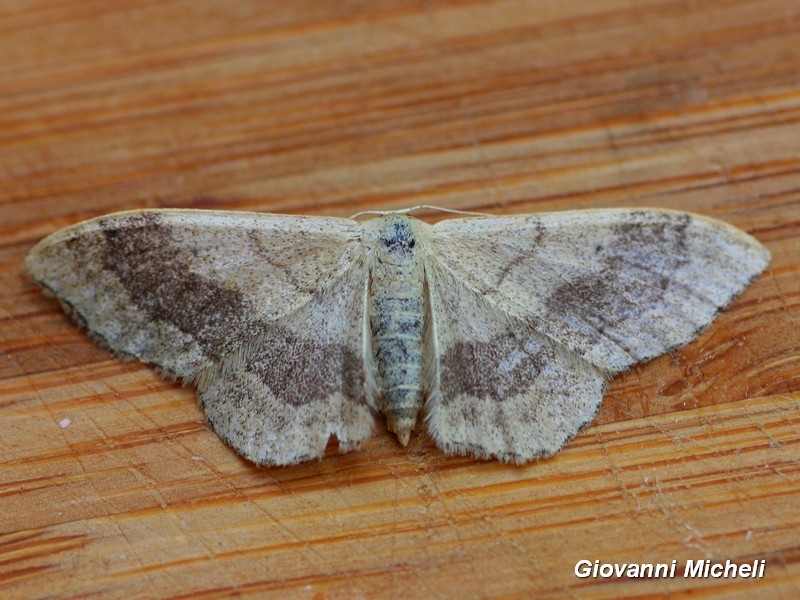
xmin=369 ymin=216 xmax=427 ymax=445
xmin=372 ymin=294 xmax=424 ymax=444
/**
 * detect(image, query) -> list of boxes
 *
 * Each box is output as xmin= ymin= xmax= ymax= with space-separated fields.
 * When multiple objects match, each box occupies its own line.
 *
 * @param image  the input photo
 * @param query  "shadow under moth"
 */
xmin=26 ymin=207 xmax=769 ymax=466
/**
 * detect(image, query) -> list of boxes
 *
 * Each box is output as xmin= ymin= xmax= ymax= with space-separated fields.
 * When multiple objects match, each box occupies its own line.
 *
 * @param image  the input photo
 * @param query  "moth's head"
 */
xmin=372 ymin=215 xmax=419 ymax=260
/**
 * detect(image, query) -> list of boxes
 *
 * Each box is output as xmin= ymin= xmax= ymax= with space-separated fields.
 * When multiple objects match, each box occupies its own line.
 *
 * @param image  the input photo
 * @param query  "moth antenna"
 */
xmin=350 ymin=205 xmax=490 ymax=219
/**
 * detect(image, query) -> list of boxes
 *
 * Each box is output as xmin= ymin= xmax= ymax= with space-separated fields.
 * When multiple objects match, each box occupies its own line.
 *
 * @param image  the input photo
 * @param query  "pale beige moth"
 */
xmin=26 ymin=207 xmax=769 ymax=465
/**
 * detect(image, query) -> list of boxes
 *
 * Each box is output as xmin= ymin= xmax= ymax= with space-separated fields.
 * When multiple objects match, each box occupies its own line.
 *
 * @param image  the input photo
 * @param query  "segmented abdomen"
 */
xmin=371 ymin=266 xmax=425 ymax=440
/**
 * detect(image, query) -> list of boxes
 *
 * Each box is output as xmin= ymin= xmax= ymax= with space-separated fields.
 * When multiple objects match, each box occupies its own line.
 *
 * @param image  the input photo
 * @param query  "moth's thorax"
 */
xmin=367 ymin=216 xmax=427 ymax=445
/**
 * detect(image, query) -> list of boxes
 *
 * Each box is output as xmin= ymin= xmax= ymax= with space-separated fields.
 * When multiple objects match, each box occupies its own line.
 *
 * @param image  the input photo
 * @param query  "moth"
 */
xmin=26 ymin=207 xmax=769 ymax=466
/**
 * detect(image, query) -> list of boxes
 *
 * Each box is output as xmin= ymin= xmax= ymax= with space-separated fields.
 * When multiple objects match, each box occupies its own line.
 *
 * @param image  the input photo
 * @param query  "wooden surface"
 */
xmin=1 ymin=1 xmax=799 ymax=598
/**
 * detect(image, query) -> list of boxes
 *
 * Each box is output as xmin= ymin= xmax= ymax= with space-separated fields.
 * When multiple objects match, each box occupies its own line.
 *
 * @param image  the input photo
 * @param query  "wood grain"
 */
xmin=1 ymin=0 xmax=799 ymax=597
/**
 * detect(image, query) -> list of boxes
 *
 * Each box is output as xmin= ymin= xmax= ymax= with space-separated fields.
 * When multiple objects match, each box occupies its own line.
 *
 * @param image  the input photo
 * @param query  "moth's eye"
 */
xmin=408 ymin=239 xmax=416 ymax=248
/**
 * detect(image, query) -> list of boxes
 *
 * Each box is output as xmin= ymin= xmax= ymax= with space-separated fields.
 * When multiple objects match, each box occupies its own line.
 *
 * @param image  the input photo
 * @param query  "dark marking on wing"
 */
xmin=493 ymin=218 xmax=545 ymax=286
xmin=439 ymin=330 xmax=547 ymax=403
xmin=496 ymin=253 xmax=526 ymax=286
xmin=244 ymin=326 xmax=366 ymax=408
xmin=101 ymin=212 xmax=254 ymax=359
xmin=543 ymin=211 xmax=694 ymax=355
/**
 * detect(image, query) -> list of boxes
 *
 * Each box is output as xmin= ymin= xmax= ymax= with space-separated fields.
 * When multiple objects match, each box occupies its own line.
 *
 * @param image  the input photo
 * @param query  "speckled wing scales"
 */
xmin=199 ymin=259 xmax=377 ymax=465
xmin=423 ymin=262 xmax=607 ymax=463
xmin=423 ymin=209 xmax=769 ymax=462
xmin=26 ymin=209 xmax=377 ymax=465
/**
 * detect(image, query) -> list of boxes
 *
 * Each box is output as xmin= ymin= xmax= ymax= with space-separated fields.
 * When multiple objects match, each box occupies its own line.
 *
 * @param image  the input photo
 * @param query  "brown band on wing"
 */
xmin=100 ymin=212 xmax=256 ymax=359
xmin=243 ymin=325 xmax=367 ymax=408
xmin=542 ymin=211 xmax=697 ymax=359
xmin=439 ymin=330 xmax=548 ymax=404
